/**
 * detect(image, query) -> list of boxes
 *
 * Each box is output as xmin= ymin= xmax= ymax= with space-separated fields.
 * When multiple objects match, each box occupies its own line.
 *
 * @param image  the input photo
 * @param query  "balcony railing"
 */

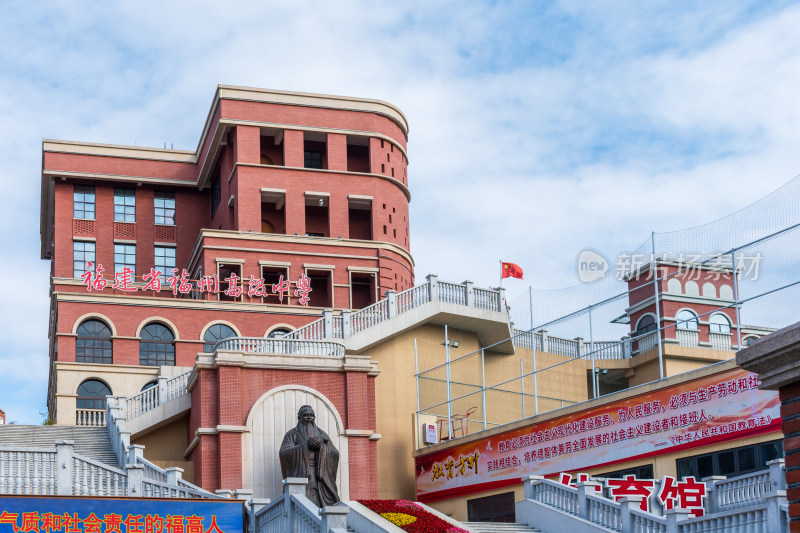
xmin=213 ymin=337 xmax=345 ymax=357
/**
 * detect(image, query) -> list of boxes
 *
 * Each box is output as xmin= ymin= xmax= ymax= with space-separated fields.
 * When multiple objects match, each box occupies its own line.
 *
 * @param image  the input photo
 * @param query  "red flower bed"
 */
xmin=357 ymin=499 xmax=469 ymax=533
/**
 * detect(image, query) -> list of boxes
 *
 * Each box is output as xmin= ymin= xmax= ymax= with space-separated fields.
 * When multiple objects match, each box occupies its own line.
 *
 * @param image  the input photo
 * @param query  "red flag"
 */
xmin=501 ymin=262 xmax=523 ymax=279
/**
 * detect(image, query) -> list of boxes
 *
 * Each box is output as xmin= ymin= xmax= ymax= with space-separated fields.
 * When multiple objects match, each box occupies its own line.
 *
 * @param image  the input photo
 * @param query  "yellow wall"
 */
xmin=132 ymin=416 xmax=194 ymax=482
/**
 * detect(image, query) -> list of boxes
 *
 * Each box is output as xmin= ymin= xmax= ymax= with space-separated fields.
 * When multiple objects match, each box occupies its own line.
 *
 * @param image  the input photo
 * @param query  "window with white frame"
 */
xmin=676 ymin=309 xmax=699 ymax=330
xmin=154 ymin=191 xmax=176 ymax=225
xmin=154 ymin=246 xmax=176 ymax=276
xmin=73 ymin=241 xmax=95 ymax=278
xmin=113 ymin=188 xmax=136 ymax=222
xmin=73 ymin=185 xmax=95 ymax=219
xmin=114 ymin=244 xmax=136 ymax=274
xmin=709 ymin=313 xmax=732 ymax=334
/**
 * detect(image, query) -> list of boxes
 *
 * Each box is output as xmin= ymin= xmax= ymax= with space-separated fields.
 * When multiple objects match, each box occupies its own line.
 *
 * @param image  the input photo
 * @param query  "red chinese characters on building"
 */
xmin=79 ymin=264 xmax=312 ymax=305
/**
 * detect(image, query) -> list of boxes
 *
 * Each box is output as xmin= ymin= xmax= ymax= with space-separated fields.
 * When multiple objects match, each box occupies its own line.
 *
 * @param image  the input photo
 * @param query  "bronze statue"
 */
xmin=279 ymin=405 xmax=340 ymax=507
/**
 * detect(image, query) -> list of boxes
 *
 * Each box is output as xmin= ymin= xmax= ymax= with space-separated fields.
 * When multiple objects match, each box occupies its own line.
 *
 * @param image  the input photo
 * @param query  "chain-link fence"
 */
xmin=415 ymin=174 xmax=800 ymax=448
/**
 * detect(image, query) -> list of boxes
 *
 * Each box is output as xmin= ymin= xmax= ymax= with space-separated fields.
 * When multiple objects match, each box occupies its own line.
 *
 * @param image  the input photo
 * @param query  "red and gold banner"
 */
xmin=415 ymin=367 xmax=780 ymax=502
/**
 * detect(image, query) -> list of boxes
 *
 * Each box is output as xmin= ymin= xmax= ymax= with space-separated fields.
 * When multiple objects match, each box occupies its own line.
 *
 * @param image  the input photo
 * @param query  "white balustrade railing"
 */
xmin=127 ymin=386 xmax=158 ymax=418
xmin=712 ymin=460 xmax=785 ymax=512
xmin=72 ymin=455 xmax=126 ymax=496
xmin=439 ymin=281 xmax=467 ymax=305
xmin=520 ymin=470 xmax=788 ymax=533
xmin=526 ymin=477 xmax=580 ymax=516
xmin=586 ymin=492 xmax=622 ymax=531
xmin=0 ymin=447 xmax=58 ymax=495
xmin=513 ymin=330 xmax=633 ymax=359
xmin=473 ymin=287 xmax=500 ymax=310
xmin=677 ymin=329 xmax=699 ymax=347
xmin=397 ymin=283 xmax=431 ymax=313
xmin=351 ymin=300 xmax=389 ymax=334
xmin=138 ymin=457 xmax=168 ymax=482
xmin=166 ymin=372 xmax=190 ymax=401
xmin=214 ymin=337 xmax=344 ymax=357
xmin=709 ymin=332 xmax=733 ymax=351
xmin=253 ymin=478 xmax=348 ymax=533
xmin=637 ymin=332 xmax=659 ymax=354
xmin=76 ymin=408 xmax=105 ymax=426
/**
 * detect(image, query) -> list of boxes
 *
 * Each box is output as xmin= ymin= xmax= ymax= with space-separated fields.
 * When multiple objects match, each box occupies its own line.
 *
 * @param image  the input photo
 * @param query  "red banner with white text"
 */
xmin=415 ymin=367 xmax=780 ymax=502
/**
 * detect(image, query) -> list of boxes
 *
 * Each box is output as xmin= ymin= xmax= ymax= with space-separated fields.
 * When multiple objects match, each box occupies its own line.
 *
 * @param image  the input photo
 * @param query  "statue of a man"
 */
xmin=279 ymin=405 xmax=340 ymax=507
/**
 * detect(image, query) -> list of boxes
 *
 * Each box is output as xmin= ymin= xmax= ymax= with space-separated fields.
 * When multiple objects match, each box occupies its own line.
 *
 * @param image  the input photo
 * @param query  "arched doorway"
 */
xmin=242 ymin=385 xmax=349 ymax=501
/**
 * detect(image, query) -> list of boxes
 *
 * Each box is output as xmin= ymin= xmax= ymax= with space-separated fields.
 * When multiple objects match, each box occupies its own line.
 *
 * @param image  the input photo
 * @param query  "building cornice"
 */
xmin=185 ymin=230 xmax=414 ymax=276
xmin=217 ymin=84 xmax=409 ymax=136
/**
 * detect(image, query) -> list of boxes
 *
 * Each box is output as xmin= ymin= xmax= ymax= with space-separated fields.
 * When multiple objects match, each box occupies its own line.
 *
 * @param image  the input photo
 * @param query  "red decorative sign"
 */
xmin=415 ymin=367 xmax=780 ymax=502
xmin=79 ymin=263 xmax=312 ymax=305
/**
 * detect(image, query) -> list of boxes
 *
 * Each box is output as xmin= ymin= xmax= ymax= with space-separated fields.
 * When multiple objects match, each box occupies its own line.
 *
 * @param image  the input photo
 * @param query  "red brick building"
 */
xmin=41 ymin=86 xmax=413 ymax=499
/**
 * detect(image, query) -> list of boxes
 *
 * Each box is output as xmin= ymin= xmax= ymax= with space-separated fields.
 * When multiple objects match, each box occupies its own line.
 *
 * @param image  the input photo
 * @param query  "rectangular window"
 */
xmin=113 ymin=188 xmax=136 ymax=222
xmin=114 ymin=244 xmax=136 ymax=274
xmin=73 ymin=241 xmax=95 ymax=278
xmin=676 ymin=439 xmax=783 ymax=480
xmin=154 ymin=246 xmax=176 ymax=276
xmin=304 ymin=151 xmax=323 ymax=169
xmin=73 ymin=185 xmax=95 ymax=220
xmin=154 ymin=191 xmax=176 ymax=225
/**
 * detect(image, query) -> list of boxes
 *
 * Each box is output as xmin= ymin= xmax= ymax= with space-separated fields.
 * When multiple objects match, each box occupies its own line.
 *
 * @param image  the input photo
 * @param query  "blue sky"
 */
xmin=2 ymin=1 xmax=800 ymax=423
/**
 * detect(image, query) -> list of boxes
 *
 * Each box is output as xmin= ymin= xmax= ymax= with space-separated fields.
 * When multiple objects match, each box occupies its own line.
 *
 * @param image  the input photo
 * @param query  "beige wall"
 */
xmin=132 ymin=416 xmax=194 ymax=482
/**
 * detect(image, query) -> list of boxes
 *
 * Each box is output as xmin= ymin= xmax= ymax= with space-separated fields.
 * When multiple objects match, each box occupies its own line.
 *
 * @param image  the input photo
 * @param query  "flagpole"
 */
xmin=499 ymin=260 xmax=503 ymax=289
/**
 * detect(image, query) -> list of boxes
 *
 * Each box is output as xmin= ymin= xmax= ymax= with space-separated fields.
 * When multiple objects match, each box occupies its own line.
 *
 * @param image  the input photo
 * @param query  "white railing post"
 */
xmin=620 ymin=496 xmax=643 ymax=532
xmin=577 ymin=481 xmax=601 ymax=521
xmin=768 ymin=459 xmax=786 ymax=490
xmin=575 ymin=337 xmax=584 ymax=357
xmin=765 ymin=490 xmax=787 ymax=533
xmin=541 ymin=330 xmax=549 ymax=352
xmin=498 ymin=287 xmax=506 ymax=312
xmin=55 ymin=440 xmax=74 ymax=495
xmin=322 ymin=309 xmax=333 ymax=338
xmin=522 ymin=475 xmax=544 ymax=500
xmin=386 ymin=290 xmax=397 ymax=318
xmin=127 ymin=444 xmax=145 ymax=465
xmin=234 ymin=488 xmax=253 ymax=500
xmin=702 ymin=475 xmax=726 ymax=514
xmin=665 ymin=508 xmax=690 ymax=533
xmin=157 ymin=376 xmax=168 ymax=406
xmin=622 ymin=336 xmax=632 ymax=358
xmin=165 ymin=467 xmax=184 ymax=485
xmin=320 ymin=505 xmax=349 ymax=530
xmin=427 ymin=274 xmax=439 ymax=302
xmin=463 ymin=280 xmax=474 ymax=307
xmin=283 ymin=477 xmax=308 ymax=530
xmin=341 ymin=310 xmax=352 ymax=337
xmin=126 ymin=464 xmax=144 ymax=497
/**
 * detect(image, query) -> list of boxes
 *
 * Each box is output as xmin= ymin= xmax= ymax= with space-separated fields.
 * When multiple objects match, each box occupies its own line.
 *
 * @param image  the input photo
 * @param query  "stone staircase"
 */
xmin=0 ymin=425 xmax=118 ymax=466
xmin=463 ymin=522 xmax=540 ymax=533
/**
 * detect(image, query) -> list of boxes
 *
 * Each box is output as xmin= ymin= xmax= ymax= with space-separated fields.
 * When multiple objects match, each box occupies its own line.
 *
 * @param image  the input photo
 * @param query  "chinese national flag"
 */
xmin=501 ymin=262 xmax=523 ymax=279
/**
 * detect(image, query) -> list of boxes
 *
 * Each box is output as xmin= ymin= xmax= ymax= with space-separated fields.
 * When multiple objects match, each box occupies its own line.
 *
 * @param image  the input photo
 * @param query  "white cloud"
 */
xmin=1 ymin=1 xmax=800 ymax=422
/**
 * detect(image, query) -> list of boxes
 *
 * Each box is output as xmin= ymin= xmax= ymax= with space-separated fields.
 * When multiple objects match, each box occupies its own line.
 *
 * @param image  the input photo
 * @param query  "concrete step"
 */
xmin=0 ymin=425 xmax=118 ymax=466
xmin=463 ymin=522 xmax=540 ymax=533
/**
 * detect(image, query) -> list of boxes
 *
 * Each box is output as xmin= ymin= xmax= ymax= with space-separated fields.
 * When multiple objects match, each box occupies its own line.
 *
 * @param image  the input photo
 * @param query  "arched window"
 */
xmin=744 ymin=336 xmax=759 ymax=346
xmin=267 ymin=328 xmax=292 ymax=339
xmin=203 ymin=323 xmax=236 ymax=352
xmin=709 ymin=313 xmax=731 ymax=334
xmin=76 ymin=379 xmax=112 ymax=410
xmin=76 ymin=319 xmax=112 ymax=364
xmin=141 ymin=381 xmax=157 ymax=392
xmin=667 ymin=279 xmax=682 ymax=294
xmin=676 ymin=310 xmax=699 ymax=330
xmin=139 ymin=323 xmax=175 ymax=366
xmin=635 ymin=315 xmax=657 ymax=337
